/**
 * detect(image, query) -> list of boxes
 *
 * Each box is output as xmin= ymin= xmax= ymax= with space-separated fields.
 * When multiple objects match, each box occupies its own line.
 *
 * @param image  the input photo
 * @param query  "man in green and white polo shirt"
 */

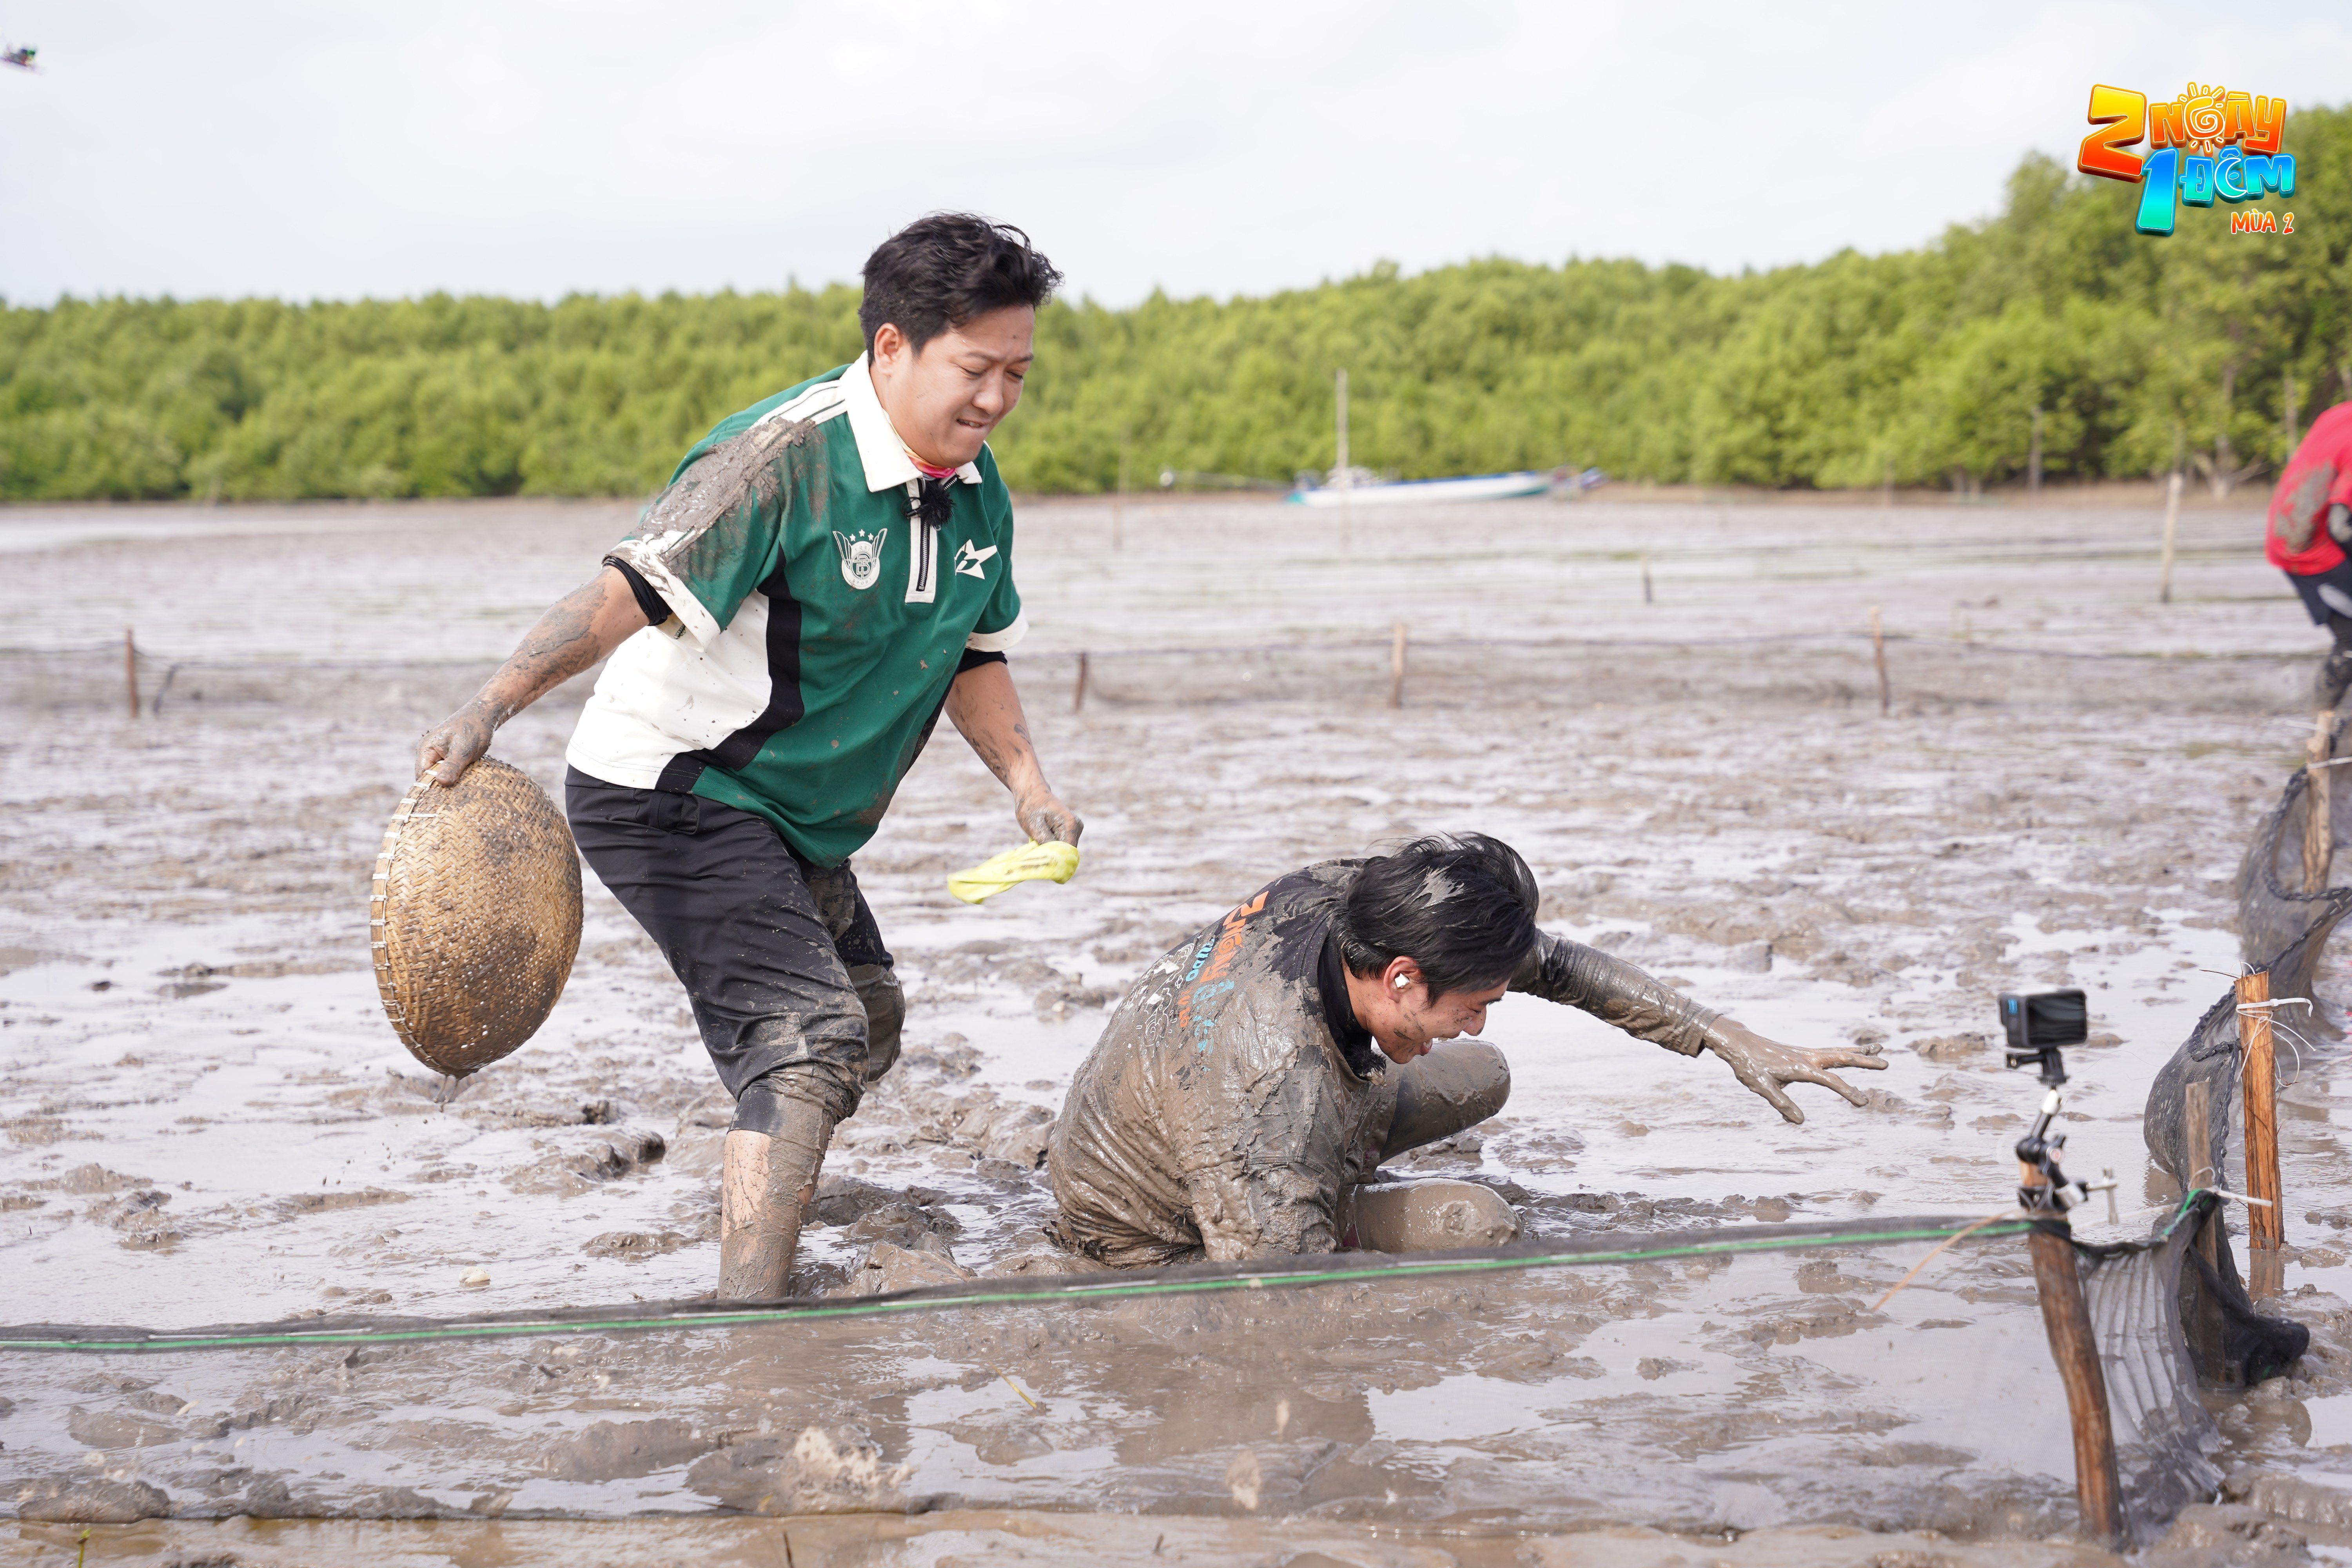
xmin=417 ymin=214 xmax=1079 ymax=1299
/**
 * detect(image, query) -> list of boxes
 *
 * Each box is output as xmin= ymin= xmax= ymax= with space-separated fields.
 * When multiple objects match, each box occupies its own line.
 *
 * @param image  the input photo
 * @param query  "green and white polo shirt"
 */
xmin=565 ymin=353 xmax=1027 ymax=867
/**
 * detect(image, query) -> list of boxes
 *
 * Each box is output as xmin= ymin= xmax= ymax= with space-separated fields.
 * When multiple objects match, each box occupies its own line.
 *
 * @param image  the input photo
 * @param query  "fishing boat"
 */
xmin=1289 ymin=469 xmax=1555 ymax=507
xmin=1289 ymin=370 xmax=1599 ymax=506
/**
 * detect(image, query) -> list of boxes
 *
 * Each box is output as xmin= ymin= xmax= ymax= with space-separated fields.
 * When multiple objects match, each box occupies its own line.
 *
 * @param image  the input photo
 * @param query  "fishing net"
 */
xmin=2233 ymin=731 xmax=2352 ymax=1022
xmin=0 ymin=637 xmax=2316 ymax=720
xmin=2136 ymin=758 xmax=2342 ymax=1390
xmin=2071 ymin=1197 xmax=2227 ymax=1537
xmin=0 ymin=1204 xmax=2276 ymax=1543
xmin=2021 ymin=757 xmax=2345 ymax=1541
xmin=0 ymin=1214 xmax=2041 ymax=1355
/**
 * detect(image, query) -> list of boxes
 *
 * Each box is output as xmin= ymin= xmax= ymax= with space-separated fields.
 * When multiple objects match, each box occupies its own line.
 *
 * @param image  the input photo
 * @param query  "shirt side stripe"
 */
xmin=752 ymin=381 xmax=849 ymax=430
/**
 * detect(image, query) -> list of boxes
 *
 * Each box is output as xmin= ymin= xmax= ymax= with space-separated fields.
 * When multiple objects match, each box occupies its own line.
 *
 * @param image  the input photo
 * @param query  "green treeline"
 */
xmin=5 ymin=105 xmax=2350 ymax=501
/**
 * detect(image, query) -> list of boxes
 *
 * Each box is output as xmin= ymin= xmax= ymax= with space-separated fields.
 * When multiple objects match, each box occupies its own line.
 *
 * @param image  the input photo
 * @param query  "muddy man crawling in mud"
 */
xmin=1048 ymin=834 xmax=1886 ymax=1266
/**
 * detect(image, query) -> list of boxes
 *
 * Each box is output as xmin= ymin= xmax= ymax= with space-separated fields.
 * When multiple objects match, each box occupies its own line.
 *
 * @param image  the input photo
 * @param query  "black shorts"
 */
xmin=2288 ymin=556 xmax=2352 ymax=628
xmin=565 ymin=769 xmax=891 ymax=1128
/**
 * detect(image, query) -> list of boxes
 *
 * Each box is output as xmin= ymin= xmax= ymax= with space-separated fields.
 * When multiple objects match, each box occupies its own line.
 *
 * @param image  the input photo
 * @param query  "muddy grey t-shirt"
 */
xmin=1047 ymin=862 xmax=1400 ymax=1268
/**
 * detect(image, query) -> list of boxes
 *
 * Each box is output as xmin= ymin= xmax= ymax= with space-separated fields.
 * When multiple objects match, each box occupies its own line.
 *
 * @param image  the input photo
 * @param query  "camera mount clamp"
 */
xmin=2002 ymin=989 xmax=2119 ymax=1217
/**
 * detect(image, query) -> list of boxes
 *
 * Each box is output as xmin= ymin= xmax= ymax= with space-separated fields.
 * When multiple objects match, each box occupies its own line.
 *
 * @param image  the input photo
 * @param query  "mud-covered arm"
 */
xmin=1191 ymin=1142 xmax=1343 ymax=1263
xmin=945 ymin=659 xmax=1082 ymax=846
xmin=1509 ymin=931 xmax=1722 ymax=1056
xmin=1183 ymin=1019 xmax=1350 ymax=1262
xmin=414 ymin=566 xmax=650 ymax=786
xmin=1510 ymin=931 xmax=1886 ymax=1123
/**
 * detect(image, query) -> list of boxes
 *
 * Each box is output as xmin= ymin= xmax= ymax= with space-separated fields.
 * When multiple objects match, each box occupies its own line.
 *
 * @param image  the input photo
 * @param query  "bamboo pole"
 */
xmin=1388 ymin=622 xmax=1408 ymax=709
xmin=2239 ymin=971 xmax=2285 ymax=1298
xmin=2029 ymin=404 xmax=2044 ymax=496
xmin=1334 ymin=369 xmax=1348 ymax=481
xmin=1112 ymin=441 xmax=1127 ymax=553
xmin=1640 ymin=554 xmax=1653 ymax=604
xmin=2029 ymin=1232 xmax=2124 ymax=1543
xmin=2305 ymin=714 xmax=2335 ymax=893
xmin=1073 ymin=652 xmax=1089 ymax=714
xmin=123 ymin=628 xmax=139 ymax=719
xmin=2017 ymin=1160 xmax=2122 ymax=1544
xmin=2182 ymin=1079 xmax=2232 ymax=1383
xmin=1335 ymin=369 xmax=1352 ymax=568
xmin=2158 ymin=470 xmax=2183 ymax=604
xmin=1870 ymin=606 xmax=1890 ymax=717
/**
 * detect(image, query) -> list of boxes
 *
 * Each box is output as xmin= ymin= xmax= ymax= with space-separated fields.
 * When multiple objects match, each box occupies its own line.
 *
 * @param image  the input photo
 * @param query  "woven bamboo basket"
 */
xmin=369 ymin=757 xmax=582 ymax=1076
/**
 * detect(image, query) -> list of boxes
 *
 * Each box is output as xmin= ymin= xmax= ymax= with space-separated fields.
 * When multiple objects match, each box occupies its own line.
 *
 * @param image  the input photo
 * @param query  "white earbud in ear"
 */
xmin=1394 ymin=974 xmax=1410 ymax=988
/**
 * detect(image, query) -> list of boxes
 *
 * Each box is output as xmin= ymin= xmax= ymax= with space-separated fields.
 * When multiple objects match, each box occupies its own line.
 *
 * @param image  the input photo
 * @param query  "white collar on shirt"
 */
xmin=840 ymin=350 xmax=985 ymax=494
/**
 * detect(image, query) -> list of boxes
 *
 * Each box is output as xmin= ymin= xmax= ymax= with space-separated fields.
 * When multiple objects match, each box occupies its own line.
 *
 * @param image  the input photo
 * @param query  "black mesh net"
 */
xmin=2072 ymin=1198 xmax=2223 ymax=1537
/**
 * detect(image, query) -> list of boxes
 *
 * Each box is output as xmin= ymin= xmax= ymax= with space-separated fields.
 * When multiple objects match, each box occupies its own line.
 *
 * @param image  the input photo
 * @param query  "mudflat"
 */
xmin=5 ymin=492 xmax=2352 ymax=1561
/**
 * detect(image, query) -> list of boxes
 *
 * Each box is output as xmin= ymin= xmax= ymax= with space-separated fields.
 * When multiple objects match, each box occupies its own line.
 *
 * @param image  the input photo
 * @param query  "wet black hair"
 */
xmin=858 ymin=213 xmax=1062 ymax=356
xmin=1332 ymin=833 xmax=1541 ymax=998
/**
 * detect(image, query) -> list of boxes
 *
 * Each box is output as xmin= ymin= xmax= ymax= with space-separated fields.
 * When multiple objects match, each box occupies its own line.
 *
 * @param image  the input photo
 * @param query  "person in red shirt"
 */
xmin=2267 ymin=403 xmax=2352 ymax=710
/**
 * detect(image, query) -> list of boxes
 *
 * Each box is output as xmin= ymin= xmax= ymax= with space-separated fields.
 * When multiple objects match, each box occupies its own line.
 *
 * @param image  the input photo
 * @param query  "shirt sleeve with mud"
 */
xmin=1510 ymin=931 xmax=1723 ymax=1057
xmin=604 ymin=418 xmax=811 ymax=646
xmin=1180 ymin=1000 xmax=1360 ymax=1262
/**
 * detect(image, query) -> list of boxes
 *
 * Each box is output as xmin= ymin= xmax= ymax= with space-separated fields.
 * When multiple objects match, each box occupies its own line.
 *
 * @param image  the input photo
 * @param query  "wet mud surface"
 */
xmin=7 ymin=494 xmax=2352 ymax=1562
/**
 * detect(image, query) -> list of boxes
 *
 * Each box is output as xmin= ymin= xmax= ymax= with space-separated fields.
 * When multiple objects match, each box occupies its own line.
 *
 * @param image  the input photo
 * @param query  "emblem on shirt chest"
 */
xmin=833 ymin=528 xmax=887 ymax=591
xmin=954 ymin=539 xmax=998 ymax=579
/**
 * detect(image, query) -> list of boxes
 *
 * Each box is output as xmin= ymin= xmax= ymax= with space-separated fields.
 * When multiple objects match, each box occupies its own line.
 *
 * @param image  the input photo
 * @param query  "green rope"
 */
xmin=0 ymin=1216 xmax=2037 ymax=1355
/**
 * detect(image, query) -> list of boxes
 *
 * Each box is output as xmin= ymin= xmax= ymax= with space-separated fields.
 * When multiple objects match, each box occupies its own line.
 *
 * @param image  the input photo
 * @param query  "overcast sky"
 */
xmin=1 ymin=0 xmax=2346 ymax=307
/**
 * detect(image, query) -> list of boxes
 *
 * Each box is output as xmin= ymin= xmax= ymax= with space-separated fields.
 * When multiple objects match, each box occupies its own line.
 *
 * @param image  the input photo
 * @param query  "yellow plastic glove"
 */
xmin=947 ymin=840 xmax=1082 ymax=904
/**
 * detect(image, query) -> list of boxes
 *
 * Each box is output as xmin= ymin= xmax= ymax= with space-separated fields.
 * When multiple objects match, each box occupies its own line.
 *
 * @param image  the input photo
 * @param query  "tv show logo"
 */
xmin=2077 ymin=83 xmax=2296 ymax=237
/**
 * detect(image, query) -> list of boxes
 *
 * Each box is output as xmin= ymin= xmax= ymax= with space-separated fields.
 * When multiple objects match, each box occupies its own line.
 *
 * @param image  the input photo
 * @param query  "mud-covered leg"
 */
xmin=1343 ymin=1041 xmax=1521 ymax=1252
xmin=1379 ymin=1039 xmax=1511 ymax=1161
xmin=808 ymin=860 xmax=902 ymax=1087
xmin=2319 ymin=613 xmax=2352 ymax=715
xmin=2305 ymin=615 xmax=2352 ymax=893
xmin=718 ymin=1090 xmax=835 ymax=1300
xmin=851 ymin=963 xmax=905 ymax=1084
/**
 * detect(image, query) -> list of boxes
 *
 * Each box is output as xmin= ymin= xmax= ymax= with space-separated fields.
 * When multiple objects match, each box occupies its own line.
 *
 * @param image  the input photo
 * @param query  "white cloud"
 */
xmin=0 ymin=0 xmax=2343 ymax=304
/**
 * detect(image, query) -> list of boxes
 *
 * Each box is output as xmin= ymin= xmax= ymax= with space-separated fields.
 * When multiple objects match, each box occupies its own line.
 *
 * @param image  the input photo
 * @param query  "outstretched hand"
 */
xmin=1705 ymin=1021 xmax=1886 ymax=1125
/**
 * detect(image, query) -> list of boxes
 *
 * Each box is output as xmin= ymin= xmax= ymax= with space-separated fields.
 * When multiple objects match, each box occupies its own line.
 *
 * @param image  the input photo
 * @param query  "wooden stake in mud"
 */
xmin=1388 ymin=622 xmax=1408 ymax=709
xmin=2305 ymin=713 xmax=2335 ymax=893
xmin=1869 ymin=606 xmax=1891 ymax=717
xmin=2158 ymin=470 xmax=2183 ymax=605
xmin=2181 ymin=1078 xmax=2233 ymax=1383
xmin=1641 ymin=554 xmax=1653 ymax=604
xmin=2029 ymin=1226 xmax=2125 ymax=1543
xmin=2029 ymin=404 xmax=2045 ymax=497
xmin=2018 ymin=1160 xmax=2123 ymax=1544
xmin=123 ymin=627 xmax=139 ymax=719
xmin=1073 ymin=652 xmax=1089 ymax=714
xmin=1112 ymin=438 xmax=1129 ymax=553
xmin=2239 ymin=970 xmax=2286 ymax=1298
xmin=1334 ymin=369 xmax=1353 ymax=570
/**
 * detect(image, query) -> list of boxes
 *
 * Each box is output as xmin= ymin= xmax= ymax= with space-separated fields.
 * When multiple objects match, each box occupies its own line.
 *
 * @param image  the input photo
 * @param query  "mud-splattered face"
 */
xmin=869 ymin=307 xmax=1035 ymax=470
xmin=1354 ymin=956 xmax=1510 ymax=1064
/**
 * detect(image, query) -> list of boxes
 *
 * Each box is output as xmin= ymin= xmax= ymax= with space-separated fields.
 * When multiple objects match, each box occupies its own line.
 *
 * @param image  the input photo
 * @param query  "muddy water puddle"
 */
xmin=0 ymin=1242 xmax=2089 ymax=1534
xmin=8 ymin=496 xmax=2352 ymax=1555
